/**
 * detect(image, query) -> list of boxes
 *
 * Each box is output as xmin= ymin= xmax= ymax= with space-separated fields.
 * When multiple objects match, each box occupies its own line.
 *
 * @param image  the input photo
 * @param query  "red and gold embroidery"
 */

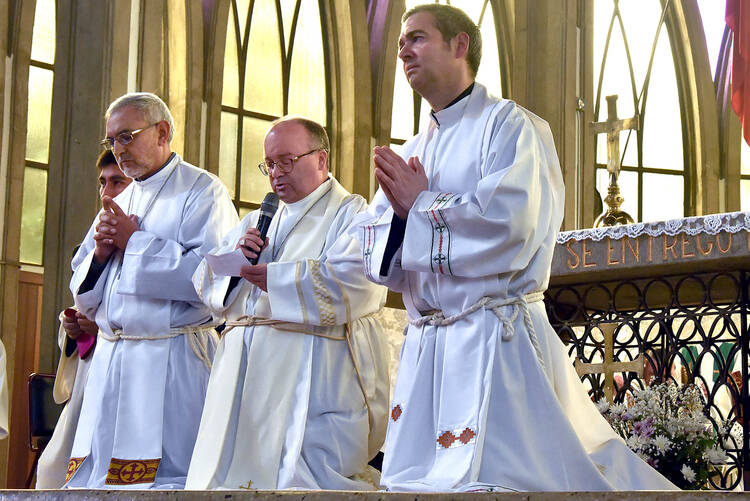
xmin=105 ymin=457 xmax=160 ymax=485
xmin=65 ymin=457 xmax=86 ymax=483
xmin=391 ymin=404 xmax=403 ymax=422
xmin=437 ymin=430 xmax=456 ymax=448
xmin=459 ymin=427 xmax=476 ymax=444
xmin=436 ymin=426 xmax=477 ymax=449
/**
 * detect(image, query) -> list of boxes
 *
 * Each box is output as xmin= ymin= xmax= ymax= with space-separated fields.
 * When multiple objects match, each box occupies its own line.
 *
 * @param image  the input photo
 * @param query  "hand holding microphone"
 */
xmin=237 ymin=192 xmax=279 ymax=264
xmin=237 ymin=227 xmax=267 ymax=263
xmin=237 ymin=193 xmax=278 ymax=292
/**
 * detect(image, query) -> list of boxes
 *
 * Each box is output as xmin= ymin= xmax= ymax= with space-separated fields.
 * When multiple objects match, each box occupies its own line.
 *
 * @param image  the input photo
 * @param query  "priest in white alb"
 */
xmin=54 ymin=92 xmax=237 ymax=489
xmin=353 ymin=4 xmax=677 ymax=492
xmin=187 ymin=116 xmax=389 ymax=490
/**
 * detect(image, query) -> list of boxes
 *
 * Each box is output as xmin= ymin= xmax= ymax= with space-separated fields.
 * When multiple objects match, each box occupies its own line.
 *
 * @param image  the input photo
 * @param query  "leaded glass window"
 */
xmin=219 ymin=0 xmax=330 ymax=215
xmin=593 ymin=0 xmax=684 ymax=223
xmin=20 ymin=0 xmax=55 ymax=266
xmin=390 ymin=0 xmax=506 ymax=147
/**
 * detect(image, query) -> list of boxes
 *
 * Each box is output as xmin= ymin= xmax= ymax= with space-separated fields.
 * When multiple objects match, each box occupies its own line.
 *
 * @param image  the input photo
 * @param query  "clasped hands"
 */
xmin=373 ymin=145 xmax=428 ymax=219
xmin=236 ymin=227 xmax=269 ymax=292
xmin=93 ymin=196 xmax=140 ymax=263
xmin=62 ymin=309 xmax=97 ymax=340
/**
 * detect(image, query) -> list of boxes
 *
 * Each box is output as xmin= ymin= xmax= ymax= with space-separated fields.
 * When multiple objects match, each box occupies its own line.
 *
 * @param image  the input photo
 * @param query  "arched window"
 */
xmin=592 ymin=0 xmax=685 ymax=223
xmin=20 ymin=0 xmax=55 ymax=267
xmin=389 ymin=0 xmax=510 ymax=146
xmin=219 ymin=0 xmax=330 ymax=216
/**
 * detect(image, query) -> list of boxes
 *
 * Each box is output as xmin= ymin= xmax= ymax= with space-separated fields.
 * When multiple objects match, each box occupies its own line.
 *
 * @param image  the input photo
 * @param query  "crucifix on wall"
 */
xmin=574 ymin=323 xmax=644 ymax=404
xmin=592 ymin=95 xmax=639 ymax=228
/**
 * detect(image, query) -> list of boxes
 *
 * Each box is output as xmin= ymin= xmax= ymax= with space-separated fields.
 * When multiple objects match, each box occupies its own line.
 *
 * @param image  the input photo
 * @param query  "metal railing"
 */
xmin=546 ymin=270 xmax=749 ymax=490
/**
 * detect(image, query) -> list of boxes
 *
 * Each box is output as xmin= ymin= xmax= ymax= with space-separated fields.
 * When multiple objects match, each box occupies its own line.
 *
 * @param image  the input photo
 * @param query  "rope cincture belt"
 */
xmin=409 ymin=291 xmax=547 ymax=371
xmin=221 ymin=316 xmax=373 ymax=419
xmin=104 ymin=324 xmax=220 ymax=370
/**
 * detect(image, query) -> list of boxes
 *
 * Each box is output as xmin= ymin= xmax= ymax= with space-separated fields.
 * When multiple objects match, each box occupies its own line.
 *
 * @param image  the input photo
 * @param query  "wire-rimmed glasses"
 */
xmin=100 ymin=123 xmax=159 ymax=151
xmin=258 ymin=148 xmax=323 ymax=176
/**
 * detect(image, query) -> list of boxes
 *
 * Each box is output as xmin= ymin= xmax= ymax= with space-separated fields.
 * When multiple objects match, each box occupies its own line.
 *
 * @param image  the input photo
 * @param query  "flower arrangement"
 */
xmin=597 ymin=382 xmax=729 ymax=489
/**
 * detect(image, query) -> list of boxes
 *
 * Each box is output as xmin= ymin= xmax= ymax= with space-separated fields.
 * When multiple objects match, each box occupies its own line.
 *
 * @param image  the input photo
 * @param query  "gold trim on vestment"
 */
xmin=309 ymin=259 xmax=337 ymax=326
xmin=105 ymin=457 xmax=160 ymax=485
xmin=326 ymin=262 xmax=352 ymax=325
xmin=295 ymin=261 xmax=309 ymax=325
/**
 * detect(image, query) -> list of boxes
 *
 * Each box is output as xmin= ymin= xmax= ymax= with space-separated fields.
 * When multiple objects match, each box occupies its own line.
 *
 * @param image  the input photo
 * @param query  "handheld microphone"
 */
xmin=248 ymin=192 xmax=279 ymax=264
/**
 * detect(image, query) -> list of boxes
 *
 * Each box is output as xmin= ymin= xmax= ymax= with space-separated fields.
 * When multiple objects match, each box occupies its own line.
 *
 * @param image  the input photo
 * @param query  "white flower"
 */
xmin=652 ymin=435 xmax=672 ymax=454
xmin=681 ymin=464 xmax=696 ymax=483
xmin=610 ymin=402 xmax=627 ymax=417
xmin=595 ymin=398 xmax=610 ymax=413
xmin=704 ymin=447 xmax=728 ymax=464
xmin=626 ymin=434 xmax=648 ymax=451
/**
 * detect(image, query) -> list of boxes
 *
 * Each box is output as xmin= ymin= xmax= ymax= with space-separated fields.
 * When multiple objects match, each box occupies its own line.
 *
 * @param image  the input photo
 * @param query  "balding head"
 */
xmin=263 ymin=117 xmax=329 ymax=203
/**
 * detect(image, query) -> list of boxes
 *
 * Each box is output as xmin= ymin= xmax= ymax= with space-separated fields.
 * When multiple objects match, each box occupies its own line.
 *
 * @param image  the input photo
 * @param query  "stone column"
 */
xmin=513 ymin=0 xmax=591 ymax=230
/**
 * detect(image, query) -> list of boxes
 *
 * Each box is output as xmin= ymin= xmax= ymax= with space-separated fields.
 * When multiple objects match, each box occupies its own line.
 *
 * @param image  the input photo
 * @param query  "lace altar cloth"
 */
xmin=557 ymin=211 xmax=750 ymax=244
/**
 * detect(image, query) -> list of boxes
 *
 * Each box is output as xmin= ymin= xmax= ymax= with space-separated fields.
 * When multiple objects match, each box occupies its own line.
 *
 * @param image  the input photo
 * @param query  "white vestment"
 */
xmin=354 ymin=83 xmax=677 ymax=492
xmin=187 ymin=178 xmax=390 ymax=490
xmin=39 ymin=154 xmax=238 ymax=490
xmin=35 ymin=310 xmax=94 ymax=488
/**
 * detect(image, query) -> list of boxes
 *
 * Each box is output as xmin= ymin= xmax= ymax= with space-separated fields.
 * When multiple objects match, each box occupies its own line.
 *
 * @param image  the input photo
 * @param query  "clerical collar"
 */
xmin=281 ymin=176 xmax=332 ymax=216
xmin=430 ymin=83 xmax=475 ymax=128
xmin=135 ymin=152 xmax=177 ymax=185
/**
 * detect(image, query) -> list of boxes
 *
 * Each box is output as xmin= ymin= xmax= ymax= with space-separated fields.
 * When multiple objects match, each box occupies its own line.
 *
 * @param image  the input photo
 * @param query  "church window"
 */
xmin=593 ymin=0 xmax=685 ymax=223
xmin=219 ymin=0 xmax=330 ymax=211
xmin=389 ymin=0 xmax=508 ymax=146
xmin=20 ymin=0 xmax=55 ymax=266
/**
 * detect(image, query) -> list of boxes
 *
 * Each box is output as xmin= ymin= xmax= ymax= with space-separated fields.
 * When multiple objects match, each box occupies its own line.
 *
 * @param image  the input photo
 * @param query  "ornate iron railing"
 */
xmin=546 ymin=270 xmax=749 ymax=490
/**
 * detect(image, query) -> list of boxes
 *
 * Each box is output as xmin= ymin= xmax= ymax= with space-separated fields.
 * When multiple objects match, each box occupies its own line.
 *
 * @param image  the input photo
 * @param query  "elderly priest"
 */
xmin=59 ymin=92 xmax=237 ymax=489
xmin=187 ymin=116 xmax=389 ymax=490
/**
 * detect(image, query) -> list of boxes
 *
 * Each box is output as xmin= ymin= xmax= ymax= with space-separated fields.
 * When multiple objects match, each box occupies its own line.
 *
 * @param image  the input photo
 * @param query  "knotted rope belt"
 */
xmin=103 ymin=324 xmax=220 ymax=370
xmin=221 ymin=316 xmax=372 ymax=418
xmin=409 ymin=291 xmax=547 ymax=371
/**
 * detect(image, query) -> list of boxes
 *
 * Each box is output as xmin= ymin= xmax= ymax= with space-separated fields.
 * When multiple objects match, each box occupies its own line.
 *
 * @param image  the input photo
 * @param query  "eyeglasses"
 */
xmin=100 ymin=123 xmax=159 ymax=151
xmin=258 ymin=148 xmax=323 ymax=176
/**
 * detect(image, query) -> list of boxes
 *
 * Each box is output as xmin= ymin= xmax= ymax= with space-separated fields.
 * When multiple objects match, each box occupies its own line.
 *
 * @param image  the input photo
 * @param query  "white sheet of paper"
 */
xmin=205 ymin=248 xmax=249 ymax=276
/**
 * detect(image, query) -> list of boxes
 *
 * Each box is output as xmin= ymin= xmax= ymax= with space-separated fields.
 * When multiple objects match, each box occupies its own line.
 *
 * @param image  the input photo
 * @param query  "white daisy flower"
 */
xmin=652 ymin=435 xmax=671 ymax=454
xmin=704 ymin=447 xmax=728 ymax=464
xmin=681 ymin=464 xmax=696 ymax=483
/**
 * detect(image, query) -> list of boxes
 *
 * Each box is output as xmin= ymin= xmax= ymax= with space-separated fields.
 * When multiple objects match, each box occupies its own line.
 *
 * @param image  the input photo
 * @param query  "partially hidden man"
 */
xmin=60 ymin=92 xmax=237 ymax=489
xmin=353 ymin=4 xmax=676 ymax=492
xmin=187 ymin=116 xmax=389 ymax=490
xmin=37 ymin=150 xmax=133 ymax=488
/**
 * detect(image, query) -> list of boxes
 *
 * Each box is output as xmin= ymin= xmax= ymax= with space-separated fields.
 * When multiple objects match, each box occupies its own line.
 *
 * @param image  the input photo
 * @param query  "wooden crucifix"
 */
xmin=574 ymin=323 xmax=644 ymax=404
xmin=592 ymin=95 xmax=639 ymax=227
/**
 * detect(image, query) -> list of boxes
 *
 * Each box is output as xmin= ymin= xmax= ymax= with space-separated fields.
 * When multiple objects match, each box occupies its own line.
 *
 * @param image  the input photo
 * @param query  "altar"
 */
xmin=545 ymin=212 xmax=750 ymax=491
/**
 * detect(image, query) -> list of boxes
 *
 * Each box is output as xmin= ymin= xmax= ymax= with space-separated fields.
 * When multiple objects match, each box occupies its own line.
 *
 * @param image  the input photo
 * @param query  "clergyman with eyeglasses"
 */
xmin=187 ymin=116 xmax=389 ymax=490
xmin=55 ymin=92 xmax=238 ymax=489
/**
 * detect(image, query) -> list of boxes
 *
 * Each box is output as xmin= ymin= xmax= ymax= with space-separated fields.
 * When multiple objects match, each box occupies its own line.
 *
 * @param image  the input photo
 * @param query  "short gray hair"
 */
xmin=105 ymin=92 xmax=175 ymax=142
